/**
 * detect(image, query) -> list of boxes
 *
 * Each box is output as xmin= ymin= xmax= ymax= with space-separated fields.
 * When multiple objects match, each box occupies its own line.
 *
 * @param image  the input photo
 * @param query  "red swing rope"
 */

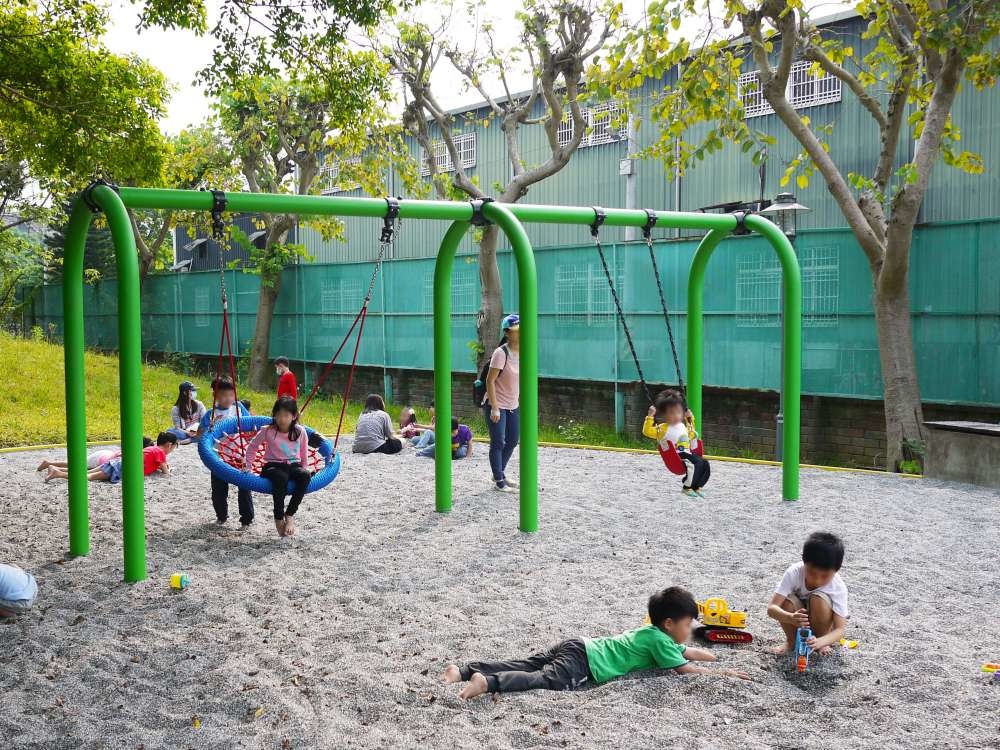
xmin=299 ymin=198 xmax=398 ymax=452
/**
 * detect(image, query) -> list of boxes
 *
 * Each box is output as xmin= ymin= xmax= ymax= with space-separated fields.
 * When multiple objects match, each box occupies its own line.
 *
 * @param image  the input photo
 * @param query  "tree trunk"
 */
xmin=476 ymin=224 xmax=504 ymax=370
xmin=248 ymin=274 xmax=281 ymax=391
xmin=872 ymin=279 xmax=924 ymax=470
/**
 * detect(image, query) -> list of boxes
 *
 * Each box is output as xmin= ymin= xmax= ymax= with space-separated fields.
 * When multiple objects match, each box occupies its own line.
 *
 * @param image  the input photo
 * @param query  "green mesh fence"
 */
xmin=29 ymin=220 xmax=1000 ymax=405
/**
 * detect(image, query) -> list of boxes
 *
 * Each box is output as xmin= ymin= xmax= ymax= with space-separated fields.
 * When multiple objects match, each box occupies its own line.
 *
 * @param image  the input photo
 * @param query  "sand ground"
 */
xmin=1 ymin=439 xmax=998 ymax=750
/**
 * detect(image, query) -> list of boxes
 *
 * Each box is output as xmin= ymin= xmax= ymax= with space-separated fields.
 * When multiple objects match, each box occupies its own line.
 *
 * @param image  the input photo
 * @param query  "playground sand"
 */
xmin=1 ymin=441 xmax=999 ymax=750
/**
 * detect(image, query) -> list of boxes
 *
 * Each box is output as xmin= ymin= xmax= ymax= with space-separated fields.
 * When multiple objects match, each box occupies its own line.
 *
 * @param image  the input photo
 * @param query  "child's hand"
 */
xmin=790 ymin=608 xmax=810 ymax=628
xmin=723 ymin=668 xmax=751 ymax=681
xmin=647 ymin=405 xmax=656 ymax=417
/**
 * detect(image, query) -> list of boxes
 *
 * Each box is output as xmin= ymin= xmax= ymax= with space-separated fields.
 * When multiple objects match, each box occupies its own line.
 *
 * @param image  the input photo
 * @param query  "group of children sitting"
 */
xmin=443 ymin=531 xmax=849 ymax=698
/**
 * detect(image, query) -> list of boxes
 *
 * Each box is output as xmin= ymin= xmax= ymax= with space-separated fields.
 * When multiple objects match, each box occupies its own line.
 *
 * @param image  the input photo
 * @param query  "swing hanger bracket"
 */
xmin=641 ymin=208 xmax=658 ymax=242
xmin=81 ymin=179 xmax=120 ymax=213
xmin=380 ymin=196 xmax=400 ymax=244
xmin=209 ymin=189 xmax=227 ymax=240
xmin=469 ymin=197 xmax=495 ymax=227
xmin=590 ymin=206 xmax=607 ymax=239
xmin=731 ymin=209 xmax=750 ymax=236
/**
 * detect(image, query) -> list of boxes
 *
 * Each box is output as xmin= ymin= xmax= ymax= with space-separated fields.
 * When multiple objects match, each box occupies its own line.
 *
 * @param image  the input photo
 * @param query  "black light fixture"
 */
xmin=760 ymin=192 xmax=810 ymax=239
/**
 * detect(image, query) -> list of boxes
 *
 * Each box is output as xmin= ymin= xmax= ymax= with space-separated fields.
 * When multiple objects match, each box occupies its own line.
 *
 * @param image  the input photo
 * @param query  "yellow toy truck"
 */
xmin=698 ymin=597 xmax=747 ymax=629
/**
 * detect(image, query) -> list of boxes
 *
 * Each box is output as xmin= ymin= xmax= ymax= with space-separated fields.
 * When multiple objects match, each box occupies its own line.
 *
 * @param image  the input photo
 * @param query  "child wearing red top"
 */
xmin=275 ymin=356 xmax=297 ymax=400
xmin=45 ymin=432 xmax=177 ymax=484
xmin=244 ymin=397 xmax=311 ymax=538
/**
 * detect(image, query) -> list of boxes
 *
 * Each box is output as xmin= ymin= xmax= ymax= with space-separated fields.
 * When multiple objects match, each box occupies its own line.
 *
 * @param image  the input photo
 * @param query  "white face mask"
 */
xmin=190 ymin=391 xmax=197 ymax=399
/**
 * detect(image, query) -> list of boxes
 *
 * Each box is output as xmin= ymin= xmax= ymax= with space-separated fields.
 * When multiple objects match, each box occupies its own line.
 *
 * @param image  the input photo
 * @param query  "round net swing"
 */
xmin=198 ymin=416 xmax=341 ymax=494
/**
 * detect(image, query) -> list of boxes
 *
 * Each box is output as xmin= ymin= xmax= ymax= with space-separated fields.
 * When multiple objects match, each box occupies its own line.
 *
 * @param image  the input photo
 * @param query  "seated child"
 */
xmin=442 ymin=586 xmax=748 ymax=699
xmin=44 ymin=432 xmax=177 ymax=483
xmin=643 ymin=389 xmax=710 ymax=497
xmin=767 ymin=531 xmax=849 ymax=656
xmin=0 ymin=563 xmax=38 ymax=617
xmin=244 ymin=397 xmax=311 ymax=538
xmin=410 ymin=400 xmax=436 ymax=448
xmin=399 ymin=408 xmax=420 ymax=440
xmin=416 ymin=416 xmax=472 ymax=460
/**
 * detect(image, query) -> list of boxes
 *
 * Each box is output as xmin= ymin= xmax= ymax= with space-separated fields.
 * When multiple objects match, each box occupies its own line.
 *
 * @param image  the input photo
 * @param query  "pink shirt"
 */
xmin=488 ymin=345 xmax=519 ymax=410
xmin=244 ymin=426 xmax=308 ymax=467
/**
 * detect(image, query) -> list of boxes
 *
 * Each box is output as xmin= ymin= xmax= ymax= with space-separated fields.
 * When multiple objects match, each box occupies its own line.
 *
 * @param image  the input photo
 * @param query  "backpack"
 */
xmin=473 ymin=344 xmax=509 ymax=407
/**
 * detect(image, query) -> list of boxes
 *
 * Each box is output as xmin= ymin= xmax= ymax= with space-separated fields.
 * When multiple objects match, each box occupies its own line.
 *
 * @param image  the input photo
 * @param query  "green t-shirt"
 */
xmin=584 ymin=625 xmax=688 ymax=684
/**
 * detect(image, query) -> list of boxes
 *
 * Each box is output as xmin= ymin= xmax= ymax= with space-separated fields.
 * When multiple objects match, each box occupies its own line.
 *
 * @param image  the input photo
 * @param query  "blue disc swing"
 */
xmin=197 ymin=194 xmax=397 ymax=494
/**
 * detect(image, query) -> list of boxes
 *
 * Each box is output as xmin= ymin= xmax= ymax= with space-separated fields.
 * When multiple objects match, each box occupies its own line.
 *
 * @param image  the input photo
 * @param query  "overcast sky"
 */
xmin=103 ymin=0 xmax=850 ymax=135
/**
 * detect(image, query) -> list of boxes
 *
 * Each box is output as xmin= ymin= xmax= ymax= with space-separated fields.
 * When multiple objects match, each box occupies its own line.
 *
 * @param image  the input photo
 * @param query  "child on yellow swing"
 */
xmin=643 ymin=389 xmax=710 ymax=497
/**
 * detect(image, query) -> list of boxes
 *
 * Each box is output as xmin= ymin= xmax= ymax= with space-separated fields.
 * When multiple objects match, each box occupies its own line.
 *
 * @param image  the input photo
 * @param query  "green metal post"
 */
xmin=432 ymin=221 xmax=470 ymax=513
xmin=63 ymin=200 xmax=95 ymax=557
xmin=688 ymin=222 xmax=801 ymax=501
xmin=97 ymin=185 xmax=147 ymax=580
xmin=746 ymin=215 xmax=802 ymax=501
xmin=686 ymin=230 xmax=730 ymax=433
xmin=483 ymin=203 xmax=538 ymax=532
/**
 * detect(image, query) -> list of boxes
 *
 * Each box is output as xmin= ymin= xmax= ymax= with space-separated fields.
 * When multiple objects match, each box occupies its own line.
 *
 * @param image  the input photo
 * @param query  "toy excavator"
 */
xmin=696 ymin=597 xmax=753 ymax=644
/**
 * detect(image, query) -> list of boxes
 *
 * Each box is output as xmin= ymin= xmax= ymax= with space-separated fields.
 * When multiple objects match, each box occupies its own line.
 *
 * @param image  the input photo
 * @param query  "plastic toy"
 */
xmin=839 ymin=638 xmax=859 ymax=649
xmin=170 ymin=573 xmax=190 ymax=590
xmin=795 ymin=627 xmax=813 ymax=672
xmin=699 ymin=597 xmax=747 ymax=629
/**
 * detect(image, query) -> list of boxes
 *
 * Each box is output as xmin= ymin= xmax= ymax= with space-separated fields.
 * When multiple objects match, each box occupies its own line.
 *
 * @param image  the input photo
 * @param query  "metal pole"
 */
xmin=483 ymin=202 xmax=538 ymax=532
xmin=432 ymin=222 xmax=469 ymax=514
xmin=746 ymin=215 xmax=802 ymax=501
xmin=686 ymin=229 xmax=730 ymax=432
xmin=63 ymin=200 xmax=94 ymax=558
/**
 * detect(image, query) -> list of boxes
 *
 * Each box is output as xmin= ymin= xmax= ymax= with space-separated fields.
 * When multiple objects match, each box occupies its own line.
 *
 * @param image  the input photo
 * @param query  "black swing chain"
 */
xmin=590 ymin=207 xmax=655 ymax=406
xmin=642 ymin=208 xmax=685 ymax=397
xmin=210 ymin=189 xmax=228 ymax=309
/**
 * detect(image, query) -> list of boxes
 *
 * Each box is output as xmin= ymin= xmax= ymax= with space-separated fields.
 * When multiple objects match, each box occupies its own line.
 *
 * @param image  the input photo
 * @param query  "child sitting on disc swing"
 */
xmin=243 ymin=396 xmax=312 ymax=538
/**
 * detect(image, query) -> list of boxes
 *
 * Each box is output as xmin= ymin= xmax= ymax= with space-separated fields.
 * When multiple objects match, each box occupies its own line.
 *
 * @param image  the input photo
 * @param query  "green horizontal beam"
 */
xmin=118 ymin=188 xmax=740 ymax=232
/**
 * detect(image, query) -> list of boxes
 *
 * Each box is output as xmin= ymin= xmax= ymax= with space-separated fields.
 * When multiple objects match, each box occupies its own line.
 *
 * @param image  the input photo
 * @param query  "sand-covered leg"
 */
xmin=808 ymin=595 xmax=835 ymax=654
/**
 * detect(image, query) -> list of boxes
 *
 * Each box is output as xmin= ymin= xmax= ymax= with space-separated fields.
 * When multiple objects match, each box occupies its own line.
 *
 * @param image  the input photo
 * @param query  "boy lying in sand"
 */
xmin=767 ymin=531 xmax=849 ymax=656
xmin=44 ymin=432 xmax=177 ymax=484
xmin=442 ymin=586 xmax=749 ymax=699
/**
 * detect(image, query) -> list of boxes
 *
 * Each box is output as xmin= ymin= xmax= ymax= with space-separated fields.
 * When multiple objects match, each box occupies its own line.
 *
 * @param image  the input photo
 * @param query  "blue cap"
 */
xmin=501 ymin=313 xmax=520 ymax=331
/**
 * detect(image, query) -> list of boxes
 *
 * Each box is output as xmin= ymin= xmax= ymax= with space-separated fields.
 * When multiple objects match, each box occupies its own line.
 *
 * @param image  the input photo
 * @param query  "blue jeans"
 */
xmin=166 ymin=427 xmax=193 ymax=444
xmin=483 ymin=405 xmax=519 ymax=483
xmin=417 ymin=443 xmax=468 ymax=459
xmin=412 ymin=430 xmax=434 ymax=449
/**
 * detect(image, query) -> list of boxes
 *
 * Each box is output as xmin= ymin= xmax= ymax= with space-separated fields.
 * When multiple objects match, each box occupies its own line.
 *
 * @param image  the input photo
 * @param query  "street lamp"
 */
xmin=760 ymin=192 xmax=810 ymax=461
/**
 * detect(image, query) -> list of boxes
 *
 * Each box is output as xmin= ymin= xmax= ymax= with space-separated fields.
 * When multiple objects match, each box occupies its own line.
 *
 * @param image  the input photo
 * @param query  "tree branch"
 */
xmin=802 ymin=42 xmax=888 ymax=129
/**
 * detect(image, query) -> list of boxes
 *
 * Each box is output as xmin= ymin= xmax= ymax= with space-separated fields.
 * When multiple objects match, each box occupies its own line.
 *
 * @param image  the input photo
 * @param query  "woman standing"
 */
xmin=168 ymin=381 xmax=206 ymax=444
xmin=482 ymin=314 xmax=520 ymax=492
xmin=353 ymin=394 xmax=403 ymax=455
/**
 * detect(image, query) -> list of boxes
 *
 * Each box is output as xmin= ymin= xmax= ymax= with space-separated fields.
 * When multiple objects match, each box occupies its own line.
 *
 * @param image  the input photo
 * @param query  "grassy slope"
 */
xmin=0 ymin=333 xmax=653 ymax=451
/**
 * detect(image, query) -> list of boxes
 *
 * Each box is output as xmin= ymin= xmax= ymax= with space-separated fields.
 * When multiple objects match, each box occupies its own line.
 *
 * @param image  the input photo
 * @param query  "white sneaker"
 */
xmin=504 ymin=478 xmax=519 ymax=489
xmin=492 ymin=481 xmax=514 ymax=493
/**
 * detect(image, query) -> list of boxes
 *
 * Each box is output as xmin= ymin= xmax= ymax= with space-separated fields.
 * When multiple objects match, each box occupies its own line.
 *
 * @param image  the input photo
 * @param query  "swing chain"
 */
xmin=590 ymin=207 xmax=654 ymax=406
xmin=210 ymin=189 xmax=228 ymax=307
xmin=641 ymin=206 xmax=685 ymax=396
xmin=365 ymin=197 xmax=398 ymax=303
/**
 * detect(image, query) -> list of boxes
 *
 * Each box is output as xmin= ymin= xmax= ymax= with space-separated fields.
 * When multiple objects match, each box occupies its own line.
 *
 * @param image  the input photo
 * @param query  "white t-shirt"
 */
xmin=775 ymin=562 xmax=850 ymax=618
xmin=664 ymin=422 xmax=691 ymax=451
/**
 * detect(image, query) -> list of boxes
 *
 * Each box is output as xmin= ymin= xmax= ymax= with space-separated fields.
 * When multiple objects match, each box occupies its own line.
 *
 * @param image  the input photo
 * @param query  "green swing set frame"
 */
xmin=62 ymin=184 xmax=802 ymax=582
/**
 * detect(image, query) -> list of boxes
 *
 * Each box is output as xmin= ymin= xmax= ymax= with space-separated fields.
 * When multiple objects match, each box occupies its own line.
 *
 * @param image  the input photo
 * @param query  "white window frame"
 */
xmin=554 ymin=257 xmax=624 ymax=327
xmin=420 ymin=132 xmax=476 ymax=176
xmin=319 ymin=155 xmax=362 ymax=195
xmin=557 ymin=102 xmax=625 ymax=149
xmin=739 ymin=61 xmax=841 ymax=119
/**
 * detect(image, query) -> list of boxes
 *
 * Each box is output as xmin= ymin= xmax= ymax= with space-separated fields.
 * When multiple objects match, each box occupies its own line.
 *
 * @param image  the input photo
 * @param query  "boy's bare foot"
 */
xmin=815 ymin=645 xmax=833 ymax=656
xmin=275 ymin=519 xmax=286 ymax=537
xmin=770 ymin=642 xmax=794 ymax=655
xmin=441 ymin=664 xmax=462 ymax=684
xmin=458 ymin=672 xmax=489 ymax=700
xmin=44 ymin=468 xmax=61 ymax=483
xmin=283 ymin=516 xmax=297 ymax=537
xmin=37 ymin=460 xmax=50 ymax=471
